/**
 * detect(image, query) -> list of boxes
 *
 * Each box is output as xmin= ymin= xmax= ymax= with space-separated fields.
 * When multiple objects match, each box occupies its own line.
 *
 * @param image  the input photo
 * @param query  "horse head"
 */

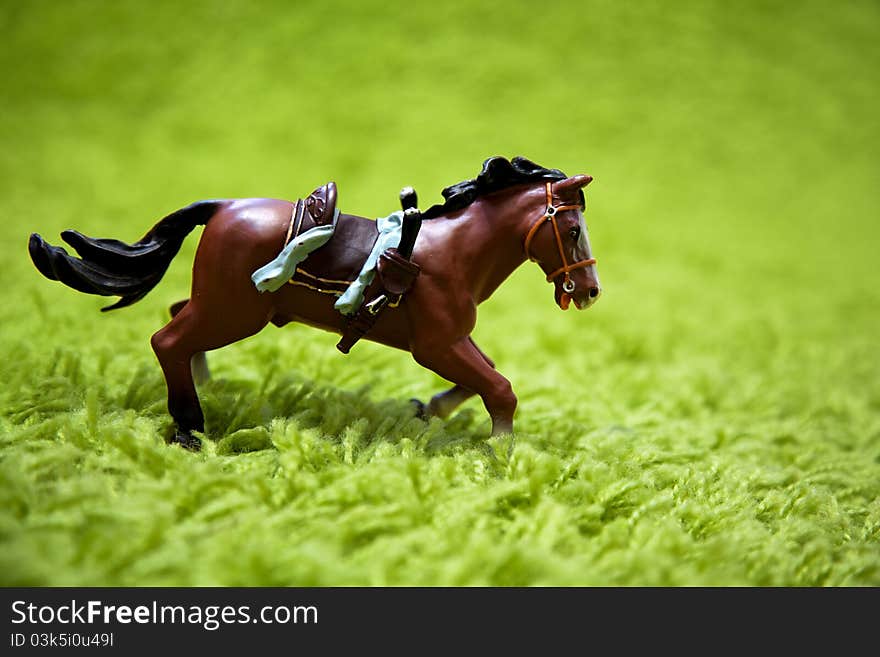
xmin=523 ymin=174 xmax=601 ymax=310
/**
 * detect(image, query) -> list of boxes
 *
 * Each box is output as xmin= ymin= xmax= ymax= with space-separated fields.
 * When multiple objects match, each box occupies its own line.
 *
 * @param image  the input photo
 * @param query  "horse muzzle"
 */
xmin=558 ymin=284 xmax=601 ymax=311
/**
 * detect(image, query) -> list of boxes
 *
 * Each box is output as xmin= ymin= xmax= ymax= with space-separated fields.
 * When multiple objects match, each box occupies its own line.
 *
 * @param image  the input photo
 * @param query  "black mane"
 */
xmin=422 ymin=156 xmax=567 ymax=219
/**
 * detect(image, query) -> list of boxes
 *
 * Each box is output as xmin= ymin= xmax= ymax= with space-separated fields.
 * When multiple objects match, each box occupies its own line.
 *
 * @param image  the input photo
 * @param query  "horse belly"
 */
xmin=272 ymin=285 xmax=412 ymax=352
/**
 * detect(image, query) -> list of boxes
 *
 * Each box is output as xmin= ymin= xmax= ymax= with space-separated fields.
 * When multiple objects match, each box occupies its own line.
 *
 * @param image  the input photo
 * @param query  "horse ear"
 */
xmin=553 ymin=175 xmax=593 ymax=192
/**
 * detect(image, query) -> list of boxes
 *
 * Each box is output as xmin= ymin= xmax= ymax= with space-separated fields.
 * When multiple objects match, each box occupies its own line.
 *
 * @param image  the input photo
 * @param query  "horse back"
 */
xmin=192 ymin=198 xmax=295 ymax=286
xmin=191 ymin=198 xmax=411 ymax=349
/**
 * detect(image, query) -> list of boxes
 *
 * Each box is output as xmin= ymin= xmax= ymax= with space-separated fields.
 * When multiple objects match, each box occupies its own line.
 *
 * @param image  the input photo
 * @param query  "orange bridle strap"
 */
xmin=523 ymin=183 xmax=597 ymax=290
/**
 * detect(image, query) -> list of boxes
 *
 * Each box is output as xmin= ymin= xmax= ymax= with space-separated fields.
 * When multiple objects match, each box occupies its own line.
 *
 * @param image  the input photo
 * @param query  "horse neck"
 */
xmin=440 ymin=184 xmax=545 ymax=304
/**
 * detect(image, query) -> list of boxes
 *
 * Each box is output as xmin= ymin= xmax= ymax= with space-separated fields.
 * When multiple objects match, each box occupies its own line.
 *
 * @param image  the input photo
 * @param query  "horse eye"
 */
xmin=568 ymin=226 xmax=580 ymax=240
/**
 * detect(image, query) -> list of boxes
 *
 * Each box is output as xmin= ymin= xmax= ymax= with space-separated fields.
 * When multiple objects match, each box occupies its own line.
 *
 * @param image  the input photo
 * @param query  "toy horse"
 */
xmin=28 ymin=156 xmax=601 ymax=450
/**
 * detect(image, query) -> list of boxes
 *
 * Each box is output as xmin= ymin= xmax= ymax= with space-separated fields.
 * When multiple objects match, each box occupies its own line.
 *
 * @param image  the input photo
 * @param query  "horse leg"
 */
xmin=151 ymin=304 xmax=207 ymax=451
xmin=151 ymin=300 xmax=272 ymax=450
xmin=169 ymin=300 xmax=210 ymax=385
xmin=415 ymin=338 xmax=495 ymax=419
xmin=412 ymin=336 xmax=516 ymax=436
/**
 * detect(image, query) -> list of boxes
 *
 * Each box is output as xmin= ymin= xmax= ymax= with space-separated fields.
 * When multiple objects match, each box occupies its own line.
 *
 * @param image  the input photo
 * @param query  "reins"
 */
xmin=523 ymin=182 xmax=596 ymax=293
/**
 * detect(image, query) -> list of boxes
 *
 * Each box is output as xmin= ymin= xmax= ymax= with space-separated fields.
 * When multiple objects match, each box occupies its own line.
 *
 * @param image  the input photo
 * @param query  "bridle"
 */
xmin=523 ymin=182 xmax=597 ymax=293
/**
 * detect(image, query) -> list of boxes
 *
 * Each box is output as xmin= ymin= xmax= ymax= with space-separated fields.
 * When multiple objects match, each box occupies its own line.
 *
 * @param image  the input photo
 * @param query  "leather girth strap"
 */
xmin=335 ymin=248 xmax=420 ymax=353
xmin=336 ymin=188 xmax=423 ymax=354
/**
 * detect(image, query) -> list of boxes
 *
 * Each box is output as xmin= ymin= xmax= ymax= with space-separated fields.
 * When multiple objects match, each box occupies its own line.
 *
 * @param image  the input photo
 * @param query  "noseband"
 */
xmin=523 ymin=183 xmax=597 ymax=293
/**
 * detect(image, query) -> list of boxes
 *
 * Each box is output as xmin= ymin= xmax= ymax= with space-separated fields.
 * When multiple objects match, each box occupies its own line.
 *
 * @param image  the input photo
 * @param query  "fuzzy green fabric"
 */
xmin=1 ymin=0 xmax=878 ymax=586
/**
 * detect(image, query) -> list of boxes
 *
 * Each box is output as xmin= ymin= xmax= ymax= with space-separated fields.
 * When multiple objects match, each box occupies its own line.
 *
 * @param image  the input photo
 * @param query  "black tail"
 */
xmin=28 ymin=200 xmax=222 ymax=311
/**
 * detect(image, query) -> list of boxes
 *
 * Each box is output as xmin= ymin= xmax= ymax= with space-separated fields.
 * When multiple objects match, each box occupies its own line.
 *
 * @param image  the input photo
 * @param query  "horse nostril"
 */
xmin=588 ymin=287 xmax=600 ymax=298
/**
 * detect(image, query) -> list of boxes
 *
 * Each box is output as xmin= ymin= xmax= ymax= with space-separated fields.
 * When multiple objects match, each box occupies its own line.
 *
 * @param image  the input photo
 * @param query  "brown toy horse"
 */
xmin=28 ymin=156 xmax=601 ymax=450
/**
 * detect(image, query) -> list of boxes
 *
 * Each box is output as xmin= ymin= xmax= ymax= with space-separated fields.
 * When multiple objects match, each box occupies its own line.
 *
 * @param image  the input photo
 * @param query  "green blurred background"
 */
xmin=0 ymin=0 xmax=877 ymax=585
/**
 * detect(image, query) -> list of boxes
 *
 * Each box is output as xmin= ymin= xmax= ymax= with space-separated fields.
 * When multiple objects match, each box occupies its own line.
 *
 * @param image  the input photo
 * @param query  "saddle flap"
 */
xmin=377 ymin=247 xmax=421 ymax=296
xmin=305 ymin=182 xmax=337 ymax=225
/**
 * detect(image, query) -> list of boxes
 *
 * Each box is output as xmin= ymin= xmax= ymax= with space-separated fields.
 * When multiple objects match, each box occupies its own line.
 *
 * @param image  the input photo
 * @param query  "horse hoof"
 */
xmin=170 ymin=431 xmax=202 ymax=452
xmin=409 ymin=398 xmax=427 ymax=420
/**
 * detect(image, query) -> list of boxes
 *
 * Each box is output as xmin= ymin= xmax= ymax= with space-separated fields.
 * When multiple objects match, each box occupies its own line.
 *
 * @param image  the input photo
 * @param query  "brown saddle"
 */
xmin=283 ymin=181 xmax=422 ymax=354
xmin=285 ymin=182 xmax=379 ymax=294
xmin=304 ymin=181 xmax=337 ymax=226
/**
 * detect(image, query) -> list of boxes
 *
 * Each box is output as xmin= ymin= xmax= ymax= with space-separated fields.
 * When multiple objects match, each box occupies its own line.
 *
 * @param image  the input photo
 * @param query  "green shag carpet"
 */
xmin=1 ymin=0 xmax=878 ymax=586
